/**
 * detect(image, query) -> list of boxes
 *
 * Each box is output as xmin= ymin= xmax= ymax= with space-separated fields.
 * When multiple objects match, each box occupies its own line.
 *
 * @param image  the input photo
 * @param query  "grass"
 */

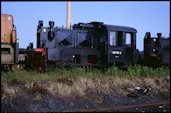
xmin=1 ymin=65 xmax=170 ymax=83
xmin=1 ymin=65 xmax=170 ymax=99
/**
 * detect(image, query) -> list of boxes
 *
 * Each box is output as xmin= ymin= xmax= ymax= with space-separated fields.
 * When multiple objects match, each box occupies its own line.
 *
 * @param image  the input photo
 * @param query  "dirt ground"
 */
xmin=1 ymin=77 xmax=170 ymax=112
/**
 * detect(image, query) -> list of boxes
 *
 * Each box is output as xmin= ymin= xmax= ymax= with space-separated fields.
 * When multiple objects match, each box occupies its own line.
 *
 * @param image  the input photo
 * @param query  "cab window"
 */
xmin=109 ymin=31 xmax=122 ymax=47
xmin=126 ymin=33 xmax=131 ymax=46
xmin=109 ymin=31 xmax=116 ymax=46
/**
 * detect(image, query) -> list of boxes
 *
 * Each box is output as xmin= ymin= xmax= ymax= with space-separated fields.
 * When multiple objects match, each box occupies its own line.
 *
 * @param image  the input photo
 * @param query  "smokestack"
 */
xmin=67 ymin=1 xmax=71 ymax=29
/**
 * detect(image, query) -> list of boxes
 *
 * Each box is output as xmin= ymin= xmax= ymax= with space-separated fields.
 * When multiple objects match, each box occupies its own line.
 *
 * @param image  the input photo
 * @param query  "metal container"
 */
xmin=1 ymin=14 xmax=13 ymax=44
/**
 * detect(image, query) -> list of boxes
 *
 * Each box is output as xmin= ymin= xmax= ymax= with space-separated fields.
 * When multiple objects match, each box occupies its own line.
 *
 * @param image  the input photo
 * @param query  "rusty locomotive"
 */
xmin=1 ymin=14 xmax=170 ymax=71
xmin=1 ymin=14 xmax=19 ymax=70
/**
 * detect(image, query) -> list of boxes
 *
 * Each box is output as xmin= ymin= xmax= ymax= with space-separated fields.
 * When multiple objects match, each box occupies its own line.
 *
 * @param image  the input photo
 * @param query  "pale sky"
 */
xmin=1 ymin=1 xmax=170 ymax=51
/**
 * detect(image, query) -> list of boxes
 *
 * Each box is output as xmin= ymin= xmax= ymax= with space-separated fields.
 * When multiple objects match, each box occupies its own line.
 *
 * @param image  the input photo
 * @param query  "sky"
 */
xmin=1 ymin=1 xmax=170 ymax=51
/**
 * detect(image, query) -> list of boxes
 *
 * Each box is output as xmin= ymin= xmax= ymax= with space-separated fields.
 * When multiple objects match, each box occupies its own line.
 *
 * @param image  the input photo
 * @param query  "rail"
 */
xmin=75 ymin=100 xmax=170 ymax=112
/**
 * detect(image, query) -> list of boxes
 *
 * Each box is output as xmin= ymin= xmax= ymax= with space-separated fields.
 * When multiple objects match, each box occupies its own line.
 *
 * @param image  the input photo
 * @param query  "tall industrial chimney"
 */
xmin=67 ymin=1 xmax=71 ymax=29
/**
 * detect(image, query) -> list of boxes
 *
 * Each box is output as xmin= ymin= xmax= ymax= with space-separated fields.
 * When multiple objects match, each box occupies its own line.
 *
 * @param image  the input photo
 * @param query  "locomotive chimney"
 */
xmin=49 ymin=21 xmax=54 ymax=28
xmin=67 ymin=1 xmax=71 ymax=29
xmin=145 ymin=32 xmax=151 ymax=38
xmin=157 ymin=33 xmax=162 ymax=38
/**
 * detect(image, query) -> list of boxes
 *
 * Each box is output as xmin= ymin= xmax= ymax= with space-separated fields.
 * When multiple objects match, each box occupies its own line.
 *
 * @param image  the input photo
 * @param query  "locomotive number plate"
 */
xmin=112 ymin=51 xmax=122 ymax=55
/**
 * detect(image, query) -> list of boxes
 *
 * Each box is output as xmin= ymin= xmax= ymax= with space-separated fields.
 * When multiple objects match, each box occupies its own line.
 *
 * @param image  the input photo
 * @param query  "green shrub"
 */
xmin=106 ymin=66 xmax=125 ymax=77
xmin=126 ymin=65 xmax=142 ymax=77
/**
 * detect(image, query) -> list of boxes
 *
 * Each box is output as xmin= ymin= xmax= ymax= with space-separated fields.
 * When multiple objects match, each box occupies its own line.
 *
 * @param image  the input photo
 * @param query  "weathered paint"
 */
xmin=1 ymin=14 xmax=13 ymax=44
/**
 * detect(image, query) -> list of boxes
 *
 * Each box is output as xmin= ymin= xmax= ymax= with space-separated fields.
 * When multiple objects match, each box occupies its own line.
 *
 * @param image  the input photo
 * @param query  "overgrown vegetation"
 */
xmin=1 ymin=65 xmax=170 ymax=83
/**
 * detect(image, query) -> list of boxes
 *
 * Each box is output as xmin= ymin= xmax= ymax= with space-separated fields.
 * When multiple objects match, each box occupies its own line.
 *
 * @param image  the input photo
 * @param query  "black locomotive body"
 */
xmin=32 ymin=21 xmax=138 ymax=71
xmin=143 ymin=32 xmax=170 ymax=67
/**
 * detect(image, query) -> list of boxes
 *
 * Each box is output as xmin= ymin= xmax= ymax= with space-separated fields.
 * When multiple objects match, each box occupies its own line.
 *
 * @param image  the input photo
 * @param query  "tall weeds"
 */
xmin=1 ymin=65 xmax=170 ymax=83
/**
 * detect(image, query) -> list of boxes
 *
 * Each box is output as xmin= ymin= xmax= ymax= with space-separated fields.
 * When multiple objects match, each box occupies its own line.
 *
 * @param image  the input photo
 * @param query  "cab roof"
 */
xmin=104 ymin=24 xmax=137 ymax=33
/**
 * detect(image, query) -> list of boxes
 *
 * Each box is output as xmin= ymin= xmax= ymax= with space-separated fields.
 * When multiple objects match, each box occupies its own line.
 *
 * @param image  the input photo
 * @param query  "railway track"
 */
xmin=75 ymin=100 xmax=170 ymax=112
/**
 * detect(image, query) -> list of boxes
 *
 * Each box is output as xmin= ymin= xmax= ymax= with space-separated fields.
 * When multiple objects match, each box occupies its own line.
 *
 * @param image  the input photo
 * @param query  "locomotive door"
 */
xmin=124 ymin=32 xmax=134 ymax=66
xmin=107 ymin=31 xmax=124 ymax=65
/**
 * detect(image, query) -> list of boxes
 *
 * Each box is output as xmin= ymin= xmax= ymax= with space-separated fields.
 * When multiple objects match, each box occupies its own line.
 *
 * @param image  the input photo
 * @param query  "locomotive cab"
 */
xmin=72 ymin=22 xmax=138 ymax=67
xmin=103 ymin=24 xmax=137 ymax=67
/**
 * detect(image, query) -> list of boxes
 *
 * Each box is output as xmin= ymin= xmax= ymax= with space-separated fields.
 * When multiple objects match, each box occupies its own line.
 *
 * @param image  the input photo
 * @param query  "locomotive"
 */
xmin=143 ymin=32 xmax=170 ymax=67
xmin=1 ymin=14 xmax=19 ymax=70
xmin=26 ymin=20 xmax=139 ymax=71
